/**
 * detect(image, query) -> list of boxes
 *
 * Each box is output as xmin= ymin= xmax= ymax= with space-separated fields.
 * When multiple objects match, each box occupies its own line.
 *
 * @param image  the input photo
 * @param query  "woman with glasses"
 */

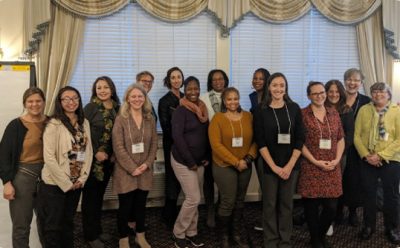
xmin=298 ymin=81 xmax=345 ymax=248
xmin=354 ymin=83 xmax=400 ymax=244
xmin=37 ymin=86 xmax=93 ymax=248
xmin=341 ymin=68 xmax=370 ymax=226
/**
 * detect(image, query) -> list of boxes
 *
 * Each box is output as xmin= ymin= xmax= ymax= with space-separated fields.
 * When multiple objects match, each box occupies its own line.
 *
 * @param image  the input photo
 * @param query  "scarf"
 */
xmin=180 ymin=97 xmax=208 ymax=123
xmin=209 ymin=90 xmax=222 ymax=113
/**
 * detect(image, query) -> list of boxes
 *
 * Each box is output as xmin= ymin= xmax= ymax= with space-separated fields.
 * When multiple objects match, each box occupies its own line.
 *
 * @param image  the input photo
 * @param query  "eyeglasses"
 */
xmin=61 ymin=97 xmax=80 ymax=103
xmin=310 ymin=91 xmax=326 ymax=97
xmin=140 ymin=80 xmax=153 ymax=84
xmin=371 ymin=90 xmax=387 ymax=95
xmin=345 ymin=78 xmax=361 ymax=83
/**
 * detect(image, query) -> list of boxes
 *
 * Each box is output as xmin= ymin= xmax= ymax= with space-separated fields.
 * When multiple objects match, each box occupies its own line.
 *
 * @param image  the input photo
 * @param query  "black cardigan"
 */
xmin=0 ymin=118 xmax=28 ymax=184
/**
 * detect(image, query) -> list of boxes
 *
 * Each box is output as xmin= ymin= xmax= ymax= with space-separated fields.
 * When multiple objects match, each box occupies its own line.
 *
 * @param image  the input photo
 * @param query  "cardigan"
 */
xmin=354 ymin=102 xmax=400 ymax=162
xmin=0 ymin=118 xmax=28 ymax=184
xmin=42 ymin=118 xmax=93 ymax=192
xmin=112 ymin=114 xmax=158 ymax=194
xmin=208 ymin=111 xmax=257 ymax=167
xmin=171 ymin=106 xmax=210 ymax=168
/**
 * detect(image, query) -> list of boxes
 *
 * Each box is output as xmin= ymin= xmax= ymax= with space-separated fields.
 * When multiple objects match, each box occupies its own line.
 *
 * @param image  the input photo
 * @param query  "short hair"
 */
xmin=23 ymin=87 xmax=45 ymax=106
xmin=163 ymin=67 xmax=184 ymax=89
xmin=307 ymin=81 xmax=325 ymax=96
xmin=221 ymin=87 xmax=242 ymax=113
xmin=91 ymin=76 xmax=120 ymax=104
xmin=207 ymin=69 xmax=229 ymax=92
xmin=183 ymin=76 xmax=200 ymax=91
xmin=136 ymin=71 xmax=154 ymax=82
xmin=344 ymin=68 xmax=364 ymax=82
xmin=261 ymin=72 xmax=293 ymax=108
xmin=119 ymin=83 xmax=153 ymax=119
xmin=370 ymin=82 xmax=392 ymax=100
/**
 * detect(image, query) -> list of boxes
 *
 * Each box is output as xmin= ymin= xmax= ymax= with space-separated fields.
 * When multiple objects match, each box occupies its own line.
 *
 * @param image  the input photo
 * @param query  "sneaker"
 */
xmin=326 ymin=225 xmax=333 ymax=236
xmin=186 ymin=235 xmax=205 ymax=247
xmin=174 ymin=237 xmax=189 ymax=248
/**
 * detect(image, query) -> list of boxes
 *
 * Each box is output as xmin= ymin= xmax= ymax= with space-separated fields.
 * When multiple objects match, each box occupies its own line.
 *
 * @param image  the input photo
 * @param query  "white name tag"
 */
xmin=278 ymin=134 xmax=291 ymax=144
xmin=319 ymin=139 xmax=331 ymax=150
xmin=232 ymin=137 xmax=243 ymax=147
xmin=76 ymin=151 xmax=86 ymax=162
xmin=132 ymin=143 xmax=144 ymax=154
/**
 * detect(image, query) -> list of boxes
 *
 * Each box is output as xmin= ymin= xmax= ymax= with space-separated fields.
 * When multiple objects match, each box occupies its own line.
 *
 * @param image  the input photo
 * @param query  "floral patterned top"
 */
xmin=297 ymin=105 xmax=344 ymax=198
xmin=84 ymin=97 xmax=118 ymax=181
xmin=68 ymin=125 xmax=88 ymax=183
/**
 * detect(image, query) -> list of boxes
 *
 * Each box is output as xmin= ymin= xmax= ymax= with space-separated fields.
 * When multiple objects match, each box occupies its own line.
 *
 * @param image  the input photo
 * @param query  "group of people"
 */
xmin=0 ymin=67 xmax=399 ymax=248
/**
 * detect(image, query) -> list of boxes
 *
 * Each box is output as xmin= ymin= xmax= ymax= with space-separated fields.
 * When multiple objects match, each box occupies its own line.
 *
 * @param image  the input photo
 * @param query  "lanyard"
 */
xmin=271 ymin=104 xmax=291 ymax=134
xmin=128 ymin=116 xmax=144 ymax=144
xmin=228 ymin=115 xmax=243 ymax=138
xmin=313 ymin=112 xmax=331 ymax=140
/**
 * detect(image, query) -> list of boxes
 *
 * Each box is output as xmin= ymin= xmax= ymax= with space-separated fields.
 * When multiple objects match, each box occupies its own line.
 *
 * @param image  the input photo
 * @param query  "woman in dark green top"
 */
xmin=81 ymin=76 xmax=120 ymax=248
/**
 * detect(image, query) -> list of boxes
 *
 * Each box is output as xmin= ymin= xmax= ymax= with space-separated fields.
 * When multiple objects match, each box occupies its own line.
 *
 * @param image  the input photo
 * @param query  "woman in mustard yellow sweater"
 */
xmin=209 ymin=87 xmax=257 ymax=248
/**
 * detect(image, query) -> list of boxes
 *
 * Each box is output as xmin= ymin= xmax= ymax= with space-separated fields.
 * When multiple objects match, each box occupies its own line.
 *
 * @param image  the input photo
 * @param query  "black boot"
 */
xmin=218 ymin=215 xmax=231 ymax=248
xmin=231 ymin=209 xmax=250 ymax=248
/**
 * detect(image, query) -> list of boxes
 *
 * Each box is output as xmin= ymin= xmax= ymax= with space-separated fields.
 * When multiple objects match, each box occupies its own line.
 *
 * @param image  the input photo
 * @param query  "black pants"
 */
xmin=118 ymin=189 xmax=149 ymax=237
xmin=37 ymin=182 xmax=81 ymax=248
xmin=203 ymin=163 xmax=215 ymax=206
xmin=81 ymin=168 xmax=112 ymax=241
xmin=303 ymin=198 xmax=337 ymax=243
xmin=361 ymin=160 xmax=400 ymax=230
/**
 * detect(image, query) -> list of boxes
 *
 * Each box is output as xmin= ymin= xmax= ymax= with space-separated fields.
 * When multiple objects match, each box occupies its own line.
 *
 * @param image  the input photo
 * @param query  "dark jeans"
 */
xmin=212 ymin=164 xmax=252 ymax=216
xmin=37 ymin=182 xmax=81 ymax=248
xmin=9 ymin=163 xmax=43 ymax=248
xmin=81 ymin=168 xmax=112 ymax=241
xmin=361 ymin=160 xmax=400 ymax=230
xmin=118 ymin=189 xmax=149 ymax=237
xmin=303 ymin=198 xmax=338 ymax=243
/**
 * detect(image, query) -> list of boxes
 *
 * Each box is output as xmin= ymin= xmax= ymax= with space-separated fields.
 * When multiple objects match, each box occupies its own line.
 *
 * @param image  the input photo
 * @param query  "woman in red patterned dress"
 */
xmin=298 ymin=81 xmax=345 ymax=248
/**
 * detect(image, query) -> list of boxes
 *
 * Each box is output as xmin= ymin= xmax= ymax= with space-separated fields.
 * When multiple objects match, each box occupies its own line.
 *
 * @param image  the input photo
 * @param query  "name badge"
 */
xmin=278 ymin=134 xmax=291 ymax=144
xmin=76 ymin=151 xmax=86 ymax=162
xmin=132 ymin=143 xmax=144 ymax=154
xmin=232 ymin=137 xmax=243 ymax=147
xmin=319 ymin=139 xmax=331 ymax=150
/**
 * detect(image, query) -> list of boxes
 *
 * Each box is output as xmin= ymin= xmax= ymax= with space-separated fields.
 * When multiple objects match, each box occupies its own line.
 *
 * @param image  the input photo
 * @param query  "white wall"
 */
xmin=0 ymin=0 xmax=24 ymax=61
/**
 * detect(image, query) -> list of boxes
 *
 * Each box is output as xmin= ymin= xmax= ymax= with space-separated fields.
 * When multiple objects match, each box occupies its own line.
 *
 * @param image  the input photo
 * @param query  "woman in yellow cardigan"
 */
xmin=209 ymin=87 xmax=257 ymax=248
xmin=354 ymin=82 xmax=400 ymax=245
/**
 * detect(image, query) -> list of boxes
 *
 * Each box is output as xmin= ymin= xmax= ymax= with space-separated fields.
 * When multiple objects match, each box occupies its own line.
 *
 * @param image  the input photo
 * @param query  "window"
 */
xmin=70 ymin=3 xmax=217 ymax=120
xmin=230 ymin=8 xmax=360 ymax=108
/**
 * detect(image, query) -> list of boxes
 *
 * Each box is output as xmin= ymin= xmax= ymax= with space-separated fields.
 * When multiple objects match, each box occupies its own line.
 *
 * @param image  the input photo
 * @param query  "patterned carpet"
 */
xmin=73 ymin=201 xmax=397 ymax=248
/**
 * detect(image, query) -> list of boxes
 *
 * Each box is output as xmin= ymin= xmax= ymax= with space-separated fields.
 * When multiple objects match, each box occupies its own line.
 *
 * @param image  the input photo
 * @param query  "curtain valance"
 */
xmin=52 ymin=0 xmax=130 ymax=18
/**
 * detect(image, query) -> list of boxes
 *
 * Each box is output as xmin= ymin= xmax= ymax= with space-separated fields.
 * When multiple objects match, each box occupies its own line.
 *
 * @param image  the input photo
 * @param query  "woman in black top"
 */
xmin=253 ymin=72 xmax=304 ymax=248
xmin=0 ymin=87 xmax=46 ymax=248
xmin=158 ymin=66 xmax=185 ymax=229
xmin=81 ymin=76 xmax=120 ymax=248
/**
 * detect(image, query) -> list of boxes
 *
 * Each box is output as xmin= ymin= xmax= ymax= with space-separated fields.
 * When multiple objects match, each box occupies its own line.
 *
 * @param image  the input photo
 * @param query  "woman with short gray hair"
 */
xmin=354 ymin=82 xmax=400 ymax=244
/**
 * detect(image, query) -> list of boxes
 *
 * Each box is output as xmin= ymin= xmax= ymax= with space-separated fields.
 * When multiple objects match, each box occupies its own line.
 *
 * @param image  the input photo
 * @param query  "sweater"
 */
xmin=354 ymin=102 xmax=400 ymax=162
xmin=208 ymin=111 xmax=257 ymax=167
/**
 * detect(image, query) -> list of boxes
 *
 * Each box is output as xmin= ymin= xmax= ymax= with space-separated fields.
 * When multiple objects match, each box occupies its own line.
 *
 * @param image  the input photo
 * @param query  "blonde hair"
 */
xmin=119 ymin=83 xmax=153 ymax=119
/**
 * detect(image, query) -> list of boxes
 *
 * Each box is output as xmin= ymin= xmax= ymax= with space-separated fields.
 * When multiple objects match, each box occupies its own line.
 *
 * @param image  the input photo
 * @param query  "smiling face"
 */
xmin=371 ymin=89 xmax=390 ymax=108
xmin=308 ymin=84 xmax=326 ymax=107
xmin=138 ymin=74 xmax=154 ymax=93
xmin=184 ymin=80 xmax=200 ymax=103
xmin=268 ymin=76 xmax=286 ymax=101
xmin=252 ymin=71 xmax=266 ymax=92
xmin=95 ymin=79 xmax=112 ymax=102
xmin=327 ymin=84 xmax=340 ymax=105
xmin=223 ymin=90 xmax=240 ymax=112
xmin=211 ymin=71 xmax=226 ymax=93
xmin=128 ymin=88 xmax=145 ymax=111
xmin=24 ymin=93 xmax=45 ymax=117
xmin=344 ymin=72 xmax=362 ymax=95
xmin=170 ymin=70 xmax=183 ymax=90
xmin=61 ymin=90 xmax=80 ymax=114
